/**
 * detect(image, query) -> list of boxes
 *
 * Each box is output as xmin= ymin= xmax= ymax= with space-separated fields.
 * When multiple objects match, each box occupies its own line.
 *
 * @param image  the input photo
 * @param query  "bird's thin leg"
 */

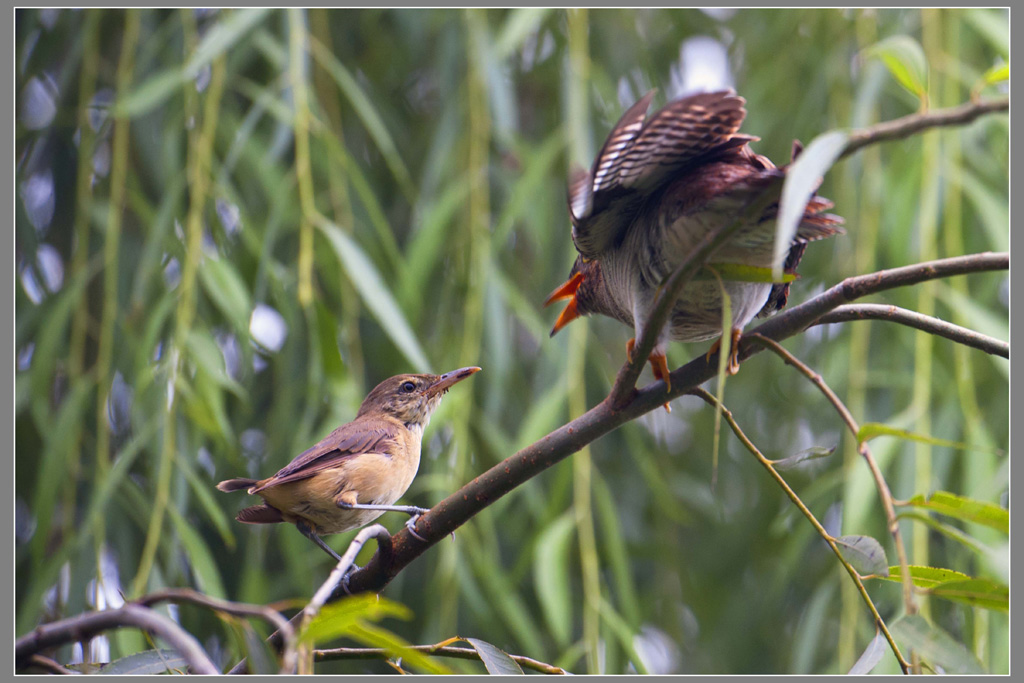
xmin=295 ymin=519 xmax=342 ymax=562
xmin=336 ymin=500 xmax=431 ymax=542
xmin=727 ymin=327 xmax=743 ymax=375
xmin=627 ymin=338 xmax=672 ymax=412
xmin=705 ymin=327 xmax=744 ymax=375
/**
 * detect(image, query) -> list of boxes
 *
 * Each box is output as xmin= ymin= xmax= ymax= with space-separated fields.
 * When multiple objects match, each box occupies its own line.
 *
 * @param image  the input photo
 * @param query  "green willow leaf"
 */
xmin=982 ymin=63 xmax=1009 ymax=84
xmin=834 ymin=535 xmax=889 ymax=576
xmin=773 ymin=130 xmax=849 ymax=279
xmin=699 ymin=263 xmax=797 ymax=284
xmin=928 ymin=578 xmax=1008 ymax=613
xmin=771 ymin=445 xmax=835 ymax=470
xmin=890 ymin=615 xmax=985 ymax=674
xmin=100 ymin=649 xmax=189 ymax=675
xmin=300 ymin=594 xmax=411 ymax=644
xmin=185 ymin=8 xmax=273 ymax=78
xmin=317 ymin=219 xmax=431 ymax=372
xmin=198 ymin=257 xmax=252 ymax=336
xmin=856 ymin=422 xmax=998 ymax=455
xmin=532 ymin=512 xmax=575 ymax=646
xmin=463 ymin=637 xmax=525 ymax=675
xmin=848 ymin=633 xmax=887 ymax=675
xmin=878 ymin=564 xmax=970 ymax=587
xmin=863 ymin=35 xmax=929 ymax=98
xmin=903 ymin=491 xmax=1008 ymax=533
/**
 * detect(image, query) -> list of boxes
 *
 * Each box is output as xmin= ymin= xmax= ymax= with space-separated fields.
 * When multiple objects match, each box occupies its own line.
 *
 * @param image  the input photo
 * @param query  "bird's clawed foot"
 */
xmin=339 ymin=561 xmax=360 ymax=595
xmin=404 ymin=509 xmax=430 ymax=543
xmin=706 ymin=327 xmax=744 ymax=375
xmin=626 ymin=339 xmax=672 ymax=412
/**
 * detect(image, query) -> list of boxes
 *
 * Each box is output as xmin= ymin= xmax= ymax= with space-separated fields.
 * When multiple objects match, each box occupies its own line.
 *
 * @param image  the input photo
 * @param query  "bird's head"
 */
xmin=357 ymin=367 xmax=481 ymax=427
xmin=544 ymin=256 xmax=604 ymax=336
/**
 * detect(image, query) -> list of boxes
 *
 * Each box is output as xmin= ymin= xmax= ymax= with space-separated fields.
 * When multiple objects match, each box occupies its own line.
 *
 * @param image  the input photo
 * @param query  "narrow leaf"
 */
xmin=879 ymin=564 xmax=969 ymax=587
xmin=856 ymin=422 xmax=997 ymax=454
xmin=700 ymin=263 xmax=796 ymax=284
xmin=834 ymin=535 xmax=889 ymax=576
xmin=773 ymin=130 xmax=848 ymax=279
xmin=100 ymin=649 xmax=189 ymax=675
xmin=982 ymin=63 xmax=1009 ymax=85
xmin=301 ymin=594 xmax=411 ymax=645
xmin=317 ymin=219 xmax=431 ymax=372
xmin=114 ymin=68 xmax=185 ymax=118
xmin=463 ymin=637 xmax=525 ymax=675
xmin=198 ymin=257 xmax=252 ymax=336
xmin=532 ymin=513 xmax=575 ymax=646
xmin=848 ymin=633 xmax=887 ymax=675
xmin=863 ymin=35 xmax=929 ymax=98
xmin=185 ymin=8 xmax=272 ymax=78
xmin=493 ymin=8 xmax=553 ymax=60
xmin=903 ymin=491 xmax=1007 ymax=533
xmin=308 ymin=36 xmax=416 ymax=199
xmin=928 ymin=578 xmax=1008 ymax=613
xmin=890 ymin=614 xmax=985 ymax=674
xmin=771 ymin=445 xmax=835 ymax=470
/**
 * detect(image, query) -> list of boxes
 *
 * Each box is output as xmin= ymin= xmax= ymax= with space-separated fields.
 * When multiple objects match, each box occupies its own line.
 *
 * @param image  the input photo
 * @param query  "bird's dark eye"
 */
xmin=401 ymin=381 xmax=416 ymax=393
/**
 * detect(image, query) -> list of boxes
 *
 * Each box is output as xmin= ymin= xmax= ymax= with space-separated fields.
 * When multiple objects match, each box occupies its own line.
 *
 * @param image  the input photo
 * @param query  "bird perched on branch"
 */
xmin=546 ymin=90 xmax=842 ymax=385
xmin=217 ymin=367 xmax=480 ymax=560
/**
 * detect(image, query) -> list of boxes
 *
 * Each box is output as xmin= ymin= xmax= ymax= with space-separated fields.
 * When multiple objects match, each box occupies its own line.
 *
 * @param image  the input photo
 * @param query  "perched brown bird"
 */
xmin=217 ymin=367 xmax=480 ymax=560
xmin=546 ymin=90 xmax=842 ymax=383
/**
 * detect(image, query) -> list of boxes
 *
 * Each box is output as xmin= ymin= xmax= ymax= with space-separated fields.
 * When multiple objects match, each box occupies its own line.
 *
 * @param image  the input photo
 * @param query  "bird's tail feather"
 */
xmin=216 ymin=477 xmax=258 ymax=492
xmin=236 ymin=504 xmax=284 ymax=525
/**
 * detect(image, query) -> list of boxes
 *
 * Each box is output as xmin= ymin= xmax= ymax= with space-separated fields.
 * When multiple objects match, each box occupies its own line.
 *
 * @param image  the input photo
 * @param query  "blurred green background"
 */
xmin=15 ymin=8 xmax=1008 ymax=674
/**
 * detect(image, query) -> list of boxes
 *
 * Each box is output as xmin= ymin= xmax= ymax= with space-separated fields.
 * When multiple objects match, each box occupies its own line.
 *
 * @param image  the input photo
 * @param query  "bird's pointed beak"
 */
xmin=549 ymin=298 xmax=580 ymax=337
xmin=544 ymin=270 xmax=585 ymax=307
xmin=427 ymin=366 xmax=481 ymax=396
xmin=545 ymin=271 xmax=585 ymax=337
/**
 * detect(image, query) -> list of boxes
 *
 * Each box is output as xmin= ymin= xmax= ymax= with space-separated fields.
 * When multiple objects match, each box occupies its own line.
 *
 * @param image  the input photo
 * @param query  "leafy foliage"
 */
xmin=15 ymin=7 xmax=1007 ymax=674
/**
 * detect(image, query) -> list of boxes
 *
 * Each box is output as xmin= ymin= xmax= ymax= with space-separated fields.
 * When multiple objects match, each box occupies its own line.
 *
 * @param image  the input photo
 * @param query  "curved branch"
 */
xmin=16 ymin=604 xmax=219 ymax=674
xmin=136 ymin=587 xmax=297 ymax=674
xmin=814 ymin=304 xmax=1008 ymax=358
xmin=337 ymin=252 xmax=1006 ymax=598
xmin=840 ymin=97 xmax=1008 ymax=160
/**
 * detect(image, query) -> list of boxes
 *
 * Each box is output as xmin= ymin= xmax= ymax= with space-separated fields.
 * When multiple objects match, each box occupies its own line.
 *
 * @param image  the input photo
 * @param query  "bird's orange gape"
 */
xmin=544 ymin=270 xmax=585 ymax=336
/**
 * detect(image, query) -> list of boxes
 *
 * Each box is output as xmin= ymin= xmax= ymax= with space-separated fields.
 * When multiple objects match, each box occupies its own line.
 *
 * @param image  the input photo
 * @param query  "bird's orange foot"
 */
xmin=706 ymin=328 xmax=744 ymax=375
xmin=627 ymin=339 xmax=671 ymax=411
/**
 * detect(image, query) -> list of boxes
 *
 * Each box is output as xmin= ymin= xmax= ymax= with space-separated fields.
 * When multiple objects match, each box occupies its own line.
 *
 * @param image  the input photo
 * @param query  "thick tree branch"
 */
xmin=337 ymin=252 xmax=1006 ymax=599
xmin=814 ymin=304 xmax=1008 ymax=358
xmin=15 ymin=604 xmax=219 ymax=674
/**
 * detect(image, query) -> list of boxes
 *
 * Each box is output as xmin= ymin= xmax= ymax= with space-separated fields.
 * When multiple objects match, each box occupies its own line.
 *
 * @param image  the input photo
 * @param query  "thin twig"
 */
xmin=15 ymin=604 xmax=219 ymax=674
xmin=26 ymin=654 xmax=76 ymax=675
xmin=746 ymin=334 xmax=917 ymax=621
xmin=813 ymin=303 xmax=1008 ymax=358
xmin=304 ymin=524 xmax=393 ymax=624
xmin=688 ymin=388 xmax=909 ymax=674
xmin=316 ymin=643 xmax=569 ymax=674
xmin=136 ymin=587 xmax=297 ymax=674
xmin=840 ymin=97 xmax=1008 ymax=160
